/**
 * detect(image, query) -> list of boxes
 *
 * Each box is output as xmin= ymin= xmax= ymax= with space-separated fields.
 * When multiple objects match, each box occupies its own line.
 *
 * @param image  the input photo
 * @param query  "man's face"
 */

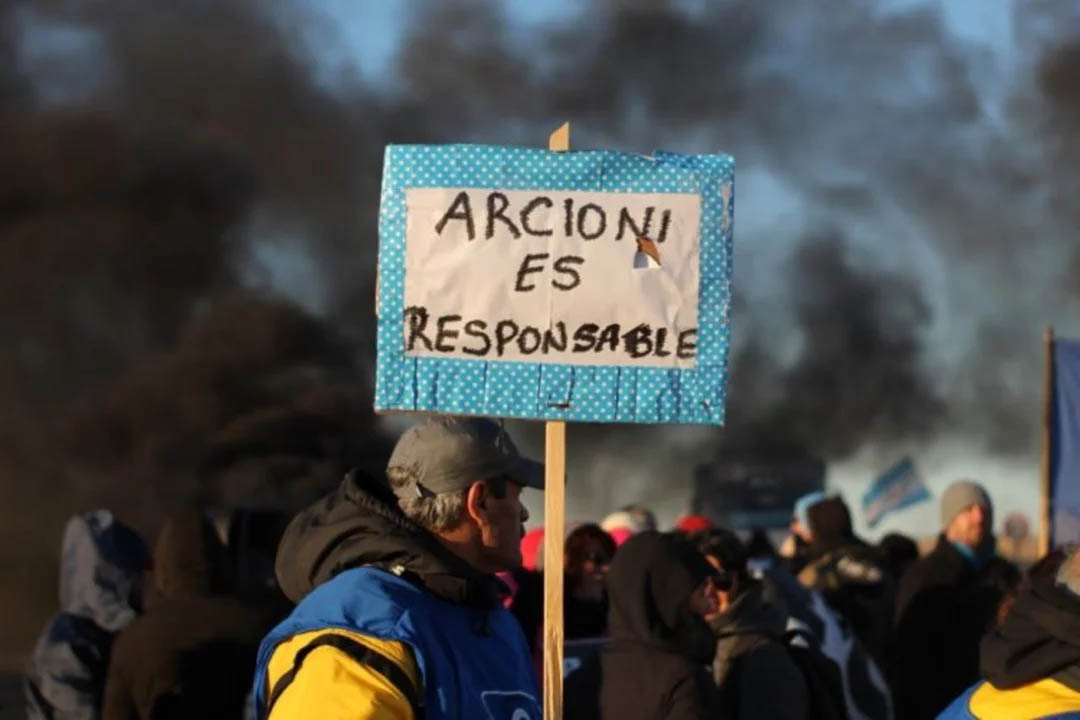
xmin=569 ymin=540 xmax=612 ymax=602
xmin=477 ymin=479 xmax=529 ymax=571
xmin=948 ymin=503 xmax=989 ymax=549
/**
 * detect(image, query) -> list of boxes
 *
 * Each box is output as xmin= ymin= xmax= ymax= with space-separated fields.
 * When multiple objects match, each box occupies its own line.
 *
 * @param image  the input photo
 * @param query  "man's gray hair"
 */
xmin=387 ymin=466 xmax=468 ymax=533
xmin=1056 ymin=545 xmax=1080 ymax=598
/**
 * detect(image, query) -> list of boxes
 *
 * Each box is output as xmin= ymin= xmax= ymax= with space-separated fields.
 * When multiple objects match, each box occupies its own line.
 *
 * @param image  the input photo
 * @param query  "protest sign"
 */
xmin=374 ymin=143 xmax=734 ymax=425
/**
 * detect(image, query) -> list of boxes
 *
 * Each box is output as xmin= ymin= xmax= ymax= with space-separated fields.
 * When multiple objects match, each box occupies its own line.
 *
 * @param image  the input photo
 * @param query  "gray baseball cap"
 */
xmin=387 ymin=417 xmax=544 ymax=497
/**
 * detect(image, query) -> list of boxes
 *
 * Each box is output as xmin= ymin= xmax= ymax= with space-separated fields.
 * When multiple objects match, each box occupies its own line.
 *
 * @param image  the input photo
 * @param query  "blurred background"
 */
xmin=3 ymin=0 xmax=1080 ymax=694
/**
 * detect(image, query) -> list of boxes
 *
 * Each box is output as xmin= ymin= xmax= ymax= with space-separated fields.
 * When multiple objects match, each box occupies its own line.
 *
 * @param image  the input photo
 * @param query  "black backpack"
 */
xmin=782 ymin=628 xmax=848 ymax=720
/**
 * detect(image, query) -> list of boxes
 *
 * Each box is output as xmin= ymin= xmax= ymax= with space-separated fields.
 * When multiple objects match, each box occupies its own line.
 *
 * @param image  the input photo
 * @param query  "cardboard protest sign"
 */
xmin=375 ymin=144 xmax=734 ymax=424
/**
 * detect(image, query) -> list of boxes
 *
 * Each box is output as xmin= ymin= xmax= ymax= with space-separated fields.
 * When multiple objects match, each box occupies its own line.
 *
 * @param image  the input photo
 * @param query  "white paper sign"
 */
xmin=402 ymin=188 xmax=701 ymax=368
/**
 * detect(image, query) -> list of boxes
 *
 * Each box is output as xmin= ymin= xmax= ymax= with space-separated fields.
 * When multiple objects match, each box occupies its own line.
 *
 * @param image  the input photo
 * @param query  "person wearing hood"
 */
xmin=894 ymin=481 xmax=1019 ymax=719
xmin=796 ymin=495 xmax=895 ymax=665
xmin=779 ymin=491 xmax=825 ymax=575
xmin=697 ymin=529 xmax=808 ymax=720
xmin=564 ymin=531 xmax=721 ymax=720
xmin=938 ymin=546 xmax=1080 ymax=719
xmin=101 ymin=508 xmax=280 ymax=720
xmin=252 ymin=417 xmax=543 ymax=720
xmin=26 ymin=511 xmax=150 ymax=720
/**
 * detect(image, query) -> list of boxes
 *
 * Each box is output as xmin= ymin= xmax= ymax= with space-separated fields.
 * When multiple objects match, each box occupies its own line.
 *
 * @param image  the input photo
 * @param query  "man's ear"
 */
xmin=465 ymin=480 xmax=490 ymax=526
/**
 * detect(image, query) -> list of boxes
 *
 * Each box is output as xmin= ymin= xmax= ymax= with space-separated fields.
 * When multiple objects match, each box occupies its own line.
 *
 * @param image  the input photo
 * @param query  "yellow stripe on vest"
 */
xmin=266 ymin=628 xmax=421 ymax=720
xmin=968 ymin=678 xmax=1080 ymax=719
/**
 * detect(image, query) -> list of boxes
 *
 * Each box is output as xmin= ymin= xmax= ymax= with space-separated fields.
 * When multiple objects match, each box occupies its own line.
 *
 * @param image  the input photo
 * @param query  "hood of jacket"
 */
xmin=153 ymin=508 xmax=228 ymax=598
xmin=273 ymin=469 xmax=503 ymax=609
xmin=981 ymin=574 xmax=1080 ymax=690
xmin=607 ymin=531 xmax=718 ymax=663
xmin=807 ymin=496 xmax=861 ymax=559
xmin=58 ymin=510 xmax=150 ymax=632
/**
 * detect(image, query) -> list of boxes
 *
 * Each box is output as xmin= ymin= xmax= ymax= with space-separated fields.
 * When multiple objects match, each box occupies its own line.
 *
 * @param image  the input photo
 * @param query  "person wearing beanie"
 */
xmin=893 ymin=480 xmax=1019 ymax=719
xmin=938 ymin=547 xmax=1080 ymax=719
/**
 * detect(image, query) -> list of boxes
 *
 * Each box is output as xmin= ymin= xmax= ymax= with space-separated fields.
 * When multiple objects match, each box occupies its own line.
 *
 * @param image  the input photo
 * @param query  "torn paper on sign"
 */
xmin=402 ymin=188 xmax=701 ymax=369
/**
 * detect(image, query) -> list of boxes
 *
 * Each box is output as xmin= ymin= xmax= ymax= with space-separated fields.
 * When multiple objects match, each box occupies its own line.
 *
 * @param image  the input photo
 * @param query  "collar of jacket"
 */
xmin=274 ymin=470 xmax=504 ymax=610
xmin=934 ymin=534 xmax=980 ymax=575
xmin=709 ymin=581 xmax=786 ymax=641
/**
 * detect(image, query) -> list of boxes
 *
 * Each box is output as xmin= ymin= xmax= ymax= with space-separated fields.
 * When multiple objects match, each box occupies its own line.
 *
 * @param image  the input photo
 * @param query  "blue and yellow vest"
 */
xmin=252 ymin=567 xmax=540 ymax=720
xmin=938 ymin=678 xmax=1080 ymax=719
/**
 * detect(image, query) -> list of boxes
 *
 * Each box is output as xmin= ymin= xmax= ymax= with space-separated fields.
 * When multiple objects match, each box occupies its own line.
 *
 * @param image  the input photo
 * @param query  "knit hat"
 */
xmin=941 ymin=480 xmax=992 ymax=529
xmin=602 ymin=510 xmax=651 ymax=535
xmin=674 ymin=515 xmax=713 ymax=534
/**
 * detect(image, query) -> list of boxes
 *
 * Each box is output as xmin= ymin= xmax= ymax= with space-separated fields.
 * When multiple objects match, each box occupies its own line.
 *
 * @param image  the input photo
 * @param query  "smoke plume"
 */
xmin=5 ymin=0 xmax=1080 ymax=665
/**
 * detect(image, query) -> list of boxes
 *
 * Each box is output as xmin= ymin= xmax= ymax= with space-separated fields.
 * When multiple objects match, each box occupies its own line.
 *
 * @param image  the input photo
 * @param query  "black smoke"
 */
xmin=4 ymin=0 xmax=1080 ymax=664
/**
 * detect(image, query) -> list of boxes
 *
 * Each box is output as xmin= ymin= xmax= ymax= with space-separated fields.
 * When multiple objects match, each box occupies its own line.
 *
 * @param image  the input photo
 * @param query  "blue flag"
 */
xmin=862 ymin=457 xmax=931 ymax=528
xmin=1051 ymin=339 xmax=1080 ymax=545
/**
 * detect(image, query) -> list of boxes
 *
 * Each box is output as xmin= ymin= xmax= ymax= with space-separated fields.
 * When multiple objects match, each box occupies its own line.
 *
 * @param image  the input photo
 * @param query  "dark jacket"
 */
xmin=565 ymin=532 xmax=721 ymax=720
xmin=26 ymin=511 xmax=149 ymax=720
xmin=938 ymin=574 xmax=1080 ymax=718
xmin=762 ymin=567 xmax=893 ymax=720
xmin=710 ymin=581 xmax=807 ymax=720
xmin=798 ymin=497 xmax=895 ymax=665
xmin=893 ymin=535 xmax=1018 ymax=719
xmin=101 ymin=510 xmax=279 ymax=720
xmin=565 ymin=589 xmax=608 ymax=640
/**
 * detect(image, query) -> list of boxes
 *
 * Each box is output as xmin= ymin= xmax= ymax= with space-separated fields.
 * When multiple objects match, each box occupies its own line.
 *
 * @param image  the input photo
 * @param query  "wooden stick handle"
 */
xmin=543 ymin=420 xmax=566 ymax=720
xmin=1040 ymin=326 xmax=1055 ymax=557
xmin=543 ymin=121 xmax=570 ymax=720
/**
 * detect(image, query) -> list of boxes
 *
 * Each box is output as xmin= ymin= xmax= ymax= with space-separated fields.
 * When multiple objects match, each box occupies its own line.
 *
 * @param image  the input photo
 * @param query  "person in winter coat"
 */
xmin=877 ymin=533 xmax=920 ymax=586
xmin=760 ymin=566 xmax=894 ymax=720
xmin=253 ymin=417 xmax=544 ymax=720
xmin=26 ymin=511 xmax=150 ymax=720
xmin=564 ymin=531 xmax=721 ymax=720
xmin=564 ymin=523 xmax=616 ymax=640
xmin=101 ymin=509 xmax=280 ymax=720
xmin=938 ymin=545 xmax=1080 ymax=719
xmin=894 ymin=481 xmax=1019 ymax=719
xmin=697 ymin=529 xmax=808 ymax=720
xmin=797 ymin=496 xmax=895 ymax=665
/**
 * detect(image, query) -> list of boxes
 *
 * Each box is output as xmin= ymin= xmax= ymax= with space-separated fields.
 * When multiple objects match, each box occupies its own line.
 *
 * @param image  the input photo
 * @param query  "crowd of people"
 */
xmin=22 ymin=416 xmax=1080 ymax=719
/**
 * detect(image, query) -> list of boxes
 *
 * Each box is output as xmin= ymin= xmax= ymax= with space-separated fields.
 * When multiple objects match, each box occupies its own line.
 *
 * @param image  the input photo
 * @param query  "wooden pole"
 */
xmin=1040 ymin=326 xmax=1055 ymax=557
xmin=543 ymin=121 xmax=570 ymax=720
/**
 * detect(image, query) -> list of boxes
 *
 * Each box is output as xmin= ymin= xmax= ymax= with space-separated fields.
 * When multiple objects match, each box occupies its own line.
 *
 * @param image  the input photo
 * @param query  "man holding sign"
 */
xmin=252 ymin=417 xmax=544 ymax=720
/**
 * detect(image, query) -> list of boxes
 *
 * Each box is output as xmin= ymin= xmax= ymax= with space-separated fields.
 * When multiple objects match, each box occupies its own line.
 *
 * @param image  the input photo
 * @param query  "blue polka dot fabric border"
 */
xmin=375 ymin=144 xmax=734 ymax=425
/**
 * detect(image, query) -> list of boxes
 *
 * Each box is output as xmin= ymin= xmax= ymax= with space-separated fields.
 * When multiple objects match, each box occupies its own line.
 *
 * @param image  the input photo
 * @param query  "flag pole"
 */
xmin=1040 ymin=326 xmax=1055 ymax=557
xmin=543 ymin=122 xmax=570 ymax=720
